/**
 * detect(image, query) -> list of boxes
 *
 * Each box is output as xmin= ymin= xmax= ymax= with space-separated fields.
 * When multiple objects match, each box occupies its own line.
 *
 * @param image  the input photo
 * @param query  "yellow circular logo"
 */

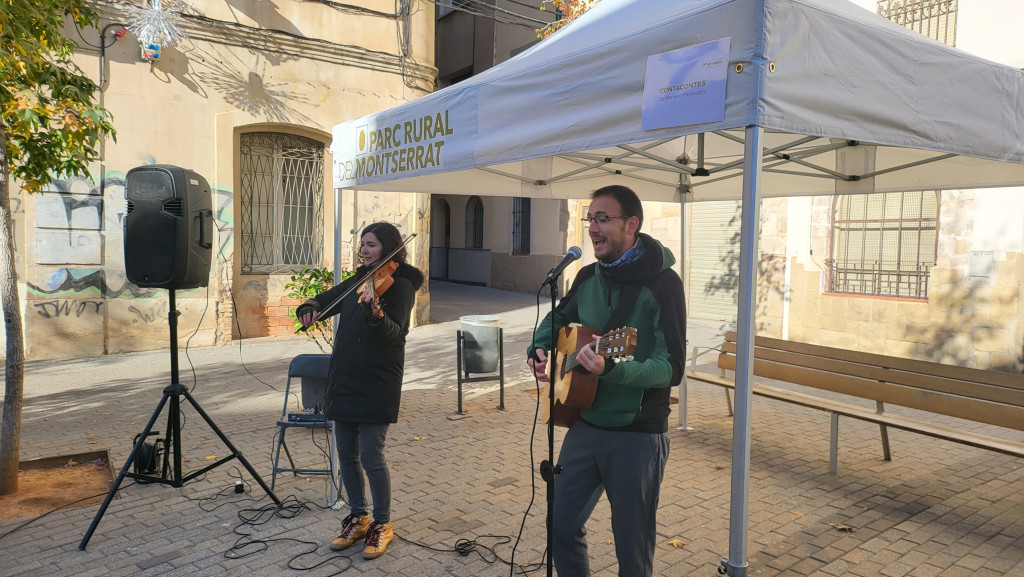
xmin=359 ymin=130 xmax=366 ymax=151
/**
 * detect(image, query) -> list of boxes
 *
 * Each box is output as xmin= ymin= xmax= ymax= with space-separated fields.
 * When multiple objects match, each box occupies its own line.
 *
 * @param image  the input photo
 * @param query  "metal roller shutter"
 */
xmin=688 ymin=200 xmax=741 ymax=323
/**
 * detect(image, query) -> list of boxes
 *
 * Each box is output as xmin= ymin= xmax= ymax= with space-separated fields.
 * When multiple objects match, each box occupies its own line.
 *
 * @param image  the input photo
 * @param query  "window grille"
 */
xmin=512 ymin=197 xmax=531 ymax=255
xmin=877 ymin=0 xmax=958 ymax=46
xmin=465 ymin=196 xmax=484 ymax=249
xmin=240 ymin=132 xmax=325 ymax=274
xmin=827 ymin=191 xmax=939 ymax=299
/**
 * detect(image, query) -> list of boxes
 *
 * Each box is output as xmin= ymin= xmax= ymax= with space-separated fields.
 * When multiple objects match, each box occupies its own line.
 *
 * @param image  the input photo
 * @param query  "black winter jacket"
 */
xmin=306 ymin=262 xmax=424 ymax=423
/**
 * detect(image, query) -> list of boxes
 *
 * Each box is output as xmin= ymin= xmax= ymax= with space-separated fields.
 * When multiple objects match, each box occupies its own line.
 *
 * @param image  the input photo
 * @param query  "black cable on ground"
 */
xmin=224 ymin=494 xmax=354 ymax=575
xmin=395 ymin=532 xmax=545 ymax=575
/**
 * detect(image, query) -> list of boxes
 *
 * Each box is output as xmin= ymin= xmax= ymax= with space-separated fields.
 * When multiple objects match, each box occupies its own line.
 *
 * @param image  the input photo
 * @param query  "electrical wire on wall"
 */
xmin=431 ymin=0 xmax=549 ymax=29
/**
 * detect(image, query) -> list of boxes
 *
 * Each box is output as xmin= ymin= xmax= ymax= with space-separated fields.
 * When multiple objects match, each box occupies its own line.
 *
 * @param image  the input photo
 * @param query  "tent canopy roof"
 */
xmin=331 ymin=0 xmax=1024 ymax=201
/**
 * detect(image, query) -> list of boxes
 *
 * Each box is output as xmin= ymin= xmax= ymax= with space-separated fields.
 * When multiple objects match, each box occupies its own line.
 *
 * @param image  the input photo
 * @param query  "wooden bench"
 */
xmin=684 ymin=332 xmax=1024 ymax=473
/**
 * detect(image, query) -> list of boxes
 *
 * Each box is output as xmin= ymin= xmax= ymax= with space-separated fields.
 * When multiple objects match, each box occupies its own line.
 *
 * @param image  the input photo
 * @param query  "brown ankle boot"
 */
xmin=329 ymin=513 xmax=370 ymax=551
xmin=362 ymin=520 xmax=393 ymax=559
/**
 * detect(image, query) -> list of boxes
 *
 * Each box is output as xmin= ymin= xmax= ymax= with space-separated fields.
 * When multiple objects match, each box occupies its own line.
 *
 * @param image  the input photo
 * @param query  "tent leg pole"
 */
xmin=677 ymin=190 xmax=692 ymax=431
xmin=722 ymin=125 xmax=763 ymax=577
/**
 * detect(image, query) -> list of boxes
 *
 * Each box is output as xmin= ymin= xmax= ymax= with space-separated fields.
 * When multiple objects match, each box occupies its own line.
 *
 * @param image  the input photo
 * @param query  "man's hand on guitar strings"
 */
xmin=576 ymin=335 xmax=606 ymax=375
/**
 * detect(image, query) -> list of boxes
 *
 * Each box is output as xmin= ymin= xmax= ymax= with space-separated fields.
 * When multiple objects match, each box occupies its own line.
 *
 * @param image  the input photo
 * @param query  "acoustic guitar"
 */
xmin=541 ymin=325 xmax=637 ymax=428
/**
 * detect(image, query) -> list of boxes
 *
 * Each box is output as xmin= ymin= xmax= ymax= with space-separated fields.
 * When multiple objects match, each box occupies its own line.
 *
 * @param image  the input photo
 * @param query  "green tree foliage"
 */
xmin=537 ymin=0 xmax=600 ymax=39
xmin=0 ymin=0 xmax=116 ymax=495
xmin=285 ymin=267 xmax=354 ymax=353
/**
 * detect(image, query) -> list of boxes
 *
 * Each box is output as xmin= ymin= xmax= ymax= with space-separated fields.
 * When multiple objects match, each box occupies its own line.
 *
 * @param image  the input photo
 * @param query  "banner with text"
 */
xmin=333 ymin=93 xmax=477 ymax=188
xmin=642 ymin=38 xmax=731 ymax=131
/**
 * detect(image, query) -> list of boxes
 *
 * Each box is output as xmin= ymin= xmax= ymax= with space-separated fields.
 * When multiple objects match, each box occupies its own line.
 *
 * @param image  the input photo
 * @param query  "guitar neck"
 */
xmin=564 ymin=336 xmax=604 ymax=373
xmin=557 ymin=326 xmax=637 ymax=378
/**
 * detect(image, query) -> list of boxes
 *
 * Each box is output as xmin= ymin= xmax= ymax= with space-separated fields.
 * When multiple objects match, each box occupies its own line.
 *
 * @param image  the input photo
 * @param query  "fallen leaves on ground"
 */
xmin=829 ymin=523 xmax=855 ymax=532
xmin=667 ymin=539 xmax=686 ymax=548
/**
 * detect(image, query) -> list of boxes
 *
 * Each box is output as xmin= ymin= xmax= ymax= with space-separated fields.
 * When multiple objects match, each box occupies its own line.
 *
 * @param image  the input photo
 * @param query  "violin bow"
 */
xmin=297 ymin=233 xmax=417 ymax=332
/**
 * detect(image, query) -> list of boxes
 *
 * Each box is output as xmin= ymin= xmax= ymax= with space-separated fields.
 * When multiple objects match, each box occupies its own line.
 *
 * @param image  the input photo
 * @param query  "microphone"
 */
xmin=542 ymin=246 xmax=582 ymax=286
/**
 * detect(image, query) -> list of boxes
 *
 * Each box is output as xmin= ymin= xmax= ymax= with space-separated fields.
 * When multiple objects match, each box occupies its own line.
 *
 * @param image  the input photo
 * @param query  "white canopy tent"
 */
xmin=330 ymin=0 xmax=1024 ymax=574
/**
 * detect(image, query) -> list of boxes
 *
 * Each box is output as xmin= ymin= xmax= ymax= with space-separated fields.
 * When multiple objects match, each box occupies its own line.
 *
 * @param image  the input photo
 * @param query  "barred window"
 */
xmin=240 ymin=132 xmax=325 ymax=274
xmin=466 ymin=195 xmax=484 ymax=249
xmin=512 ymin=197 xmax=531 ymax=255
xmin=877 ymin=0 xmax=957 ymax=46
xmin=827 ymin=192 xmax=939 ymax=299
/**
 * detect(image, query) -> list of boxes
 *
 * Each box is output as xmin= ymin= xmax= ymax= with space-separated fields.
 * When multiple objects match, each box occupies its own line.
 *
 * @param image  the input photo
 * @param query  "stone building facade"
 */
xmin=763 ymin=191 xmax=1024 ymax=372
xmin=5 ymin=0 xmax=436 ymax=360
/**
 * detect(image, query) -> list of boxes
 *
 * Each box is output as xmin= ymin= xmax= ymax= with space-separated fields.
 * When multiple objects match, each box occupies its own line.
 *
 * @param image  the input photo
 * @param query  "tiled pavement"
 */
xmin=2 ymin=281 xmax=1023 ymax=576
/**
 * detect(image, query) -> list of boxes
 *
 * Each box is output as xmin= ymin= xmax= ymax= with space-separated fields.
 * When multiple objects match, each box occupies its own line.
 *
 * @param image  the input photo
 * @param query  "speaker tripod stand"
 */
xmin=79 ymin=290 xmax=281 ymax=550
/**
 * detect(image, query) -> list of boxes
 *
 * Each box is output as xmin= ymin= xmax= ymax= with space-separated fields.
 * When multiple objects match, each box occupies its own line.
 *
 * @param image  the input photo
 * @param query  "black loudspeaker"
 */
xmin=124 ymin=164 xmax=213 ymax=289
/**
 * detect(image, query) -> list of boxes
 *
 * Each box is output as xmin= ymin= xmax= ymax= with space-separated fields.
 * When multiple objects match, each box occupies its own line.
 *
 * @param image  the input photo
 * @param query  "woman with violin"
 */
xmin=295 ymin=222 xmax=423 ymax=560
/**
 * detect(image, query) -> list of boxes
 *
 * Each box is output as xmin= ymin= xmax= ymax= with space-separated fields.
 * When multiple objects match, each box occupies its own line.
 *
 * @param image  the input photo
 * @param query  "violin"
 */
xmin=295 ymin=234 xmax=416 ymax=332
xmin=360 ymin=259 xmax=398 ymax=320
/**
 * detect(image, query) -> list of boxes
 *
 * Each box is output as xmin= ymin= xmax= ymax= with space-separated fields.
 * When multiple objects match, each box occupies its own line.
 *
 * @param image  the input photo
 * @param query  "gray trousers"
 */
xmin=334 ymin=421 xmax=391 ymax=523
xmin=552 ymin=421 xmax=670 ymax=577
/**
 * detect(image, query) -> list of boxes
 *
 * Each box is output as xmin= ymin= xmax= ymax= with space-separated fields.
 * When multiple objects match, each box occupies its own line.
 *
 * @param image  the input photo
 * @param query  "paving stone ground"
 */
xmin=2 ymin=281 xmax=1023 ymax=576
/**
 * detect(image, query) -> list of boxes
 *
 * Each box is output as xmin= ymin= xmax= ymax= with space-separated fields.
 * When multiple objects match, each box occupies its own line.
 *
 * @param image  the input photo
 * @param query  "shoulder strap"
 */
xmin=556 ymin=262 xmax=598 ymax=314
xmin=602 ymin=281 xmax=643 ymax=333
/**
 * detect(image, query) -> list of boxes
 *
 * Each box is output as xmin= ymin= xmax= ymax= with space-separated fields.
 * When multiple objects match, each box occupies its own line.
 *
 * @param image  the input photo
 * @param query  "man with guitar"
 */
xmin=527 ymin=185 xmax=686 ymax=577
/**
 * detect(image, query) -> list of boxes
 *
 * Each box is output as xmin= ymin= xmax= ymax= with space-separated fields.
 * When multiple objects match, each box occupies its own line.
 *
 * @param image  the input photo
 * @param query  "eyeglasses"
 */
xmin=581 ymin=214 xmax=628 ymax=225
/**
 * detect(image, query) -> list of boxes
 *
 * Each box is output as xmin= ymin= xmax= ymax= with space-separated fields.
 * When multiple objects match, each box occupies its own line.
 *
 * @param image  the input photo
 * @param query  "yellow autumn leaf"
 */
xmin=413 ymin=436 xmax=422 ymax=441
xmin=667 ymin=539 xmax=686 ymax=549
xmin=204 ymin=455 xmax=218 ymax=460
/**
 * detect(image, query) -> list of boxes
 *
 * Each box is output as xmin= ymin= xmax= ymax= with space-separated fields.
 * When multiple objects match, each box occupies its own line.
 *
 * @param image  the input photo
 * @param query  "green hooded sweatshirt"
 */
xmin=530 ymin=233 xmax=686 ymax=433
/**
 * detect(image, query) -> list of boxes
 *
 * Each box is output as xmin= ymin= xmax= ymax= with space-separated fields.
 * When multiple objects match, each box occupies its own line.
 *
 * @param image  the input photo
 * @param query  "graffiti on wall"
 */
xmin=127 ymin=300 xmax=169 ymax=325
xmin=26 ymin=174 xmax=235 ymax=300
xmin=32 ymin=300 xmax=103 ymax=319
xmin=33 ymin=175 xmax=123 ymax=266
xmin=214 ymin=186 xmax=234 ymax=261
xmin=27 ymin=267 xmax=157 ymax=299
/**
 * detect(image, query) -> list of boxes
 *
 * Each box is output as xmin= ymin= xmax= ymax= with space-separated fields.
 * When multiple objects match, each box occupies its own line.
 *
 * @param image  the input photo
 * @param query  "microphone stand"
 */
xmin=539 ymin=277 xmax=561 ymax=577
